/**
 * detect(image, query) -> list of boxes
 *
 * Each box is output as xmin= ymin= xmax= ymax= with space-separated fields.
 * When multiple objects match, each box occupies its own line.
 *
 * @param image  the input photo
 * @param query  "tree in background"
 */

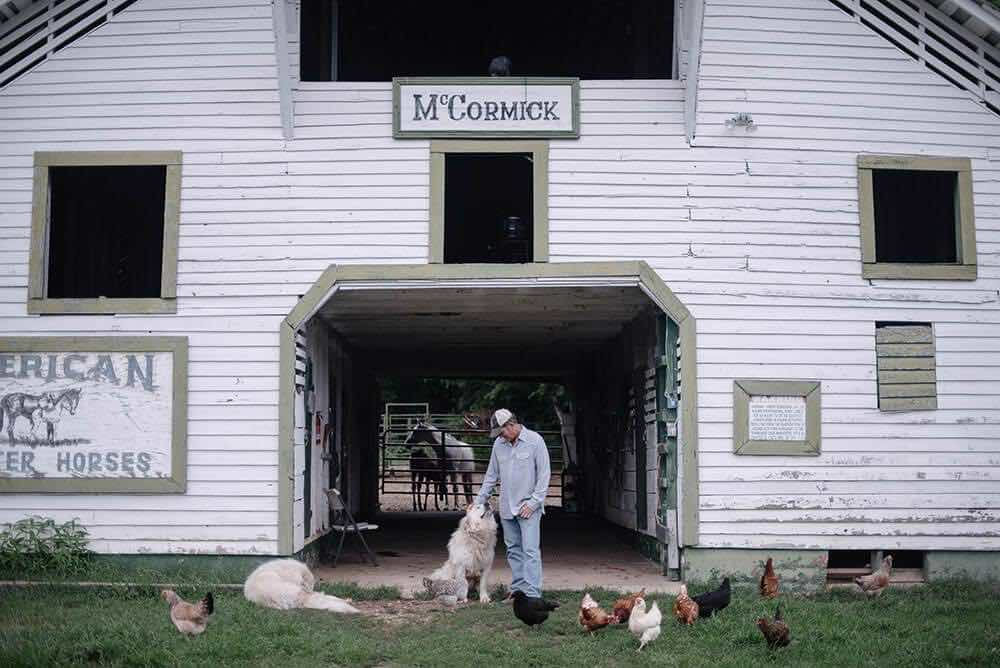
xmin=379 ymin=377 xmax=566 ymax=431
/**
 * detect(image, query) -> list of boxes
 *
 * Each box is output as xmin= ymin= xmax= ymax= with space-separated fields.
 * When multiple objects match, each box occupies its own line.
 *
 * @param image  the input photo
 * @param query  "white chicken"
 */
xmin=628 ymin=596 xmax=662 ymax=652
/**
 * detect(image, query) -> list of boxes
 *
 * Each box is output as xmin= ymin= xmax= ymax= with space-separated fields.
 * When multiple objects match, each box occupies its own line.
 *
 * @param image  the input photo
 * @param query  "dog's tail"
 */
xmin=299 ymin=591 xmax=361 ymax=614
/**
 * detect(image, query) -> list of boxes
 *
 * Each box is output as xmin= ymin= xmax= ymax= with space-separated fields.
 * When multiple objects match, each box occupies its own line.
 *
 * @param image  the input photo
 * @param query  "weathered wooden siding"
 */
xmin=1 ymin=0 xmax=997 ymax=556
xmin=680 ymin=0 xmax=1000 ymax=550
xmin=0 ymin=0 xmax=288 ymax=555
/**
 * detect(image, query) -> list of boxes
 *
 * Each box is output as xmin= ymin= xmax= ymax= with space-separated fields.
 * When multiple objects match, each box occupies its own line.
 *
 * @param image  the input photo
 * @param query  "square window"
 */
xmin=47 ymin=165 xmax=166 ymax=300
xmin=872 ymin=169 xmax=957 ymax=264
xmin=444 ymin=153 xmax=533 ymax=264
xmin=430 ymin=140 xmax=548 ymax=264
xmin=858 ymin=155 xmax=976 ymax=280
xmin=29 ymin=151 xmax=182 ymax=314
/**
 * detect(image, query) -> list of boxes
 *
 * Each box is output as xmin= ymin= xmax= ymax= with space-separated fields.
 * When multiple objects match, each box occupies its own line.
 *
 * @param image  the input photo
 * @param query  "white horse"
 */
xmin=405 ymin=422 xmax=476 ymax=509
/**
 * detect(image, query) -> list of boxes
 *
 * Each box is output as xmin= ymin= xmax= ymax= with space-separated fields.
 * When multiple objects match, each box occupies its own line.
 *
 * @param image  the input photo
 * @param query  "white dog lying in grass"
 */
xmin=428 ymin=502 xmax=497 ymax=603
xmin=243 ymin=559 xmax=360 ymax=614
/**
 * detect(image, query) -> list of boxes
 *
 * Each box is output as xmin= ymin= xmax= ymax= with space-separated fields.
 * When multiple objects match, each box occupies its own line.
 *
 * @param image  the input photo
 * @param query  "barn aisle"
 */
xmin=314 ymin=510 xmax=678 ymax=597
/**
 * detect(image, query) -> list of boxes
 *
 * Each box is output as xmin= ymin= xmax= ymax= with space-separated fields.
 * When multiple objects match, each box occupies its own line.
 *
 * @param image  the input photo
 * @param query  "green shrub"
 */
xmin=0 ymin=515 xmax=93 ymax=577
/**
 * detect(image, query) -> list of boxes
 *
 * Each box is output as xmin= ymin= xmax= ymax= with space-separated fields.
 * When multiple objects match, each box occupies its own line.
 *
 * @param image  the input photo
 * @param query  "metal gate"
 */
xmin=377 ymin=407 xmax=564 ymax=512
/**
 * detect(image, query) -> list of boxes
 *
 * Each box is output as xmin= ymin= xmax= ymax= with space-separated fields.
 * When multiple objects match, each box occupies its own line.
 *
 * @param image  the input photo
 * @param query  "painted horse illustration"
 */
xmin=39 ymin=388 xmax=82 ymax=444
xmin=1 ymin=388 xmax=81 ymax=446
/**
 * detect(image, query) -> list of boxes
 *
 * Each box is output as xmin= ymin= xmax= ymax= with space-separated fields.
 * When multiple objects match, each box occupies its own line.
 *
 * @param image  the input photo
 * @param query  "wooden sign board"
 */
xmin=393 ymin=77 xmax=579 ymax=138
xmin=0 ymin=337 xmax=187 ymax=493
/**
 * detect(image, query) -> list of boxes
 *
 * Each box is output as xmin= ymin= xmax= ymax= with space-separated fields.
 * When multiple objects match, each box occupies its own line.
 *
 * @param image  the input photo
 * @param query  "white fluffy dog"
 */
xmin=429 ymin=502 xmax=497 ymax=603
xmin=243 ymin=558 xmax=360 ymax=614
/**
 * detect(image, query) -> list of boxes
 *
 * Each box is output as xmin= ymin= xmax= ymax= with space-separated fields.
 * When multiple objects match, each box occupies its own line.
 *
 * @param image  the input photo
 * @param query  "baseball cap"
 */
xmin=489 ymin=408 xmax=514 ymax=438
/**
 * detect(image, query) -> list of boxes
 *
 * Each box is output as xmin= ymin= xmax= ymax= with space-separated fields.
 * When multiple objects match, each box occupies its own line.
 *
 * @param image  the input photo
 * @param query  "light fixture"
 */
xmin=725 ymin=112 xmax=756 ymax=131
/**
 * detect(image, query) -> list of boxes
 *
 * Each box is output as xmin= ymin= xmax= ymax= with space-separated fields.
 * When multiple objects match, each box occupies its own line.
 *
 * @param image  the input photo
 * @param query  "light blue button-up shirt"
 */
xmin=474 ymin=426 xmax=552 ymax=520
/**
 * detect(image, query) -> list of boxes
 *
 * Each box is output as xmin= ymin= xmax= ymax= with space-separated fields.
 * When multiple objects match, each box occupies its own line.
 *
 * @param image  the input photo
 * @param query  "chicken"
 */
xmin=161 ymin=590 xmax=214 ymax=636
xmin=855 ymin=554 xmax=893 ymax=598
xmin=611 ymin=588 xmax=645 ymax=623
xmin=423 ymin=576 xmax=468 ymax=606
xmin=692 ymin=577 xmax=731 ymax=618
xmin=756 ymin=603 xmax=790 ymax=648
xmin=512 ymin=591 xmax=560 ymax=627
xmin=579 ymin=592 xmax=618 ymax=634
xmin=628 ymin=596 xmax=662 ymax=652
xmin=672 ymin=584 xmax=699 ymax=625
xmin=759 ymin=557 xmax=780 ymax=599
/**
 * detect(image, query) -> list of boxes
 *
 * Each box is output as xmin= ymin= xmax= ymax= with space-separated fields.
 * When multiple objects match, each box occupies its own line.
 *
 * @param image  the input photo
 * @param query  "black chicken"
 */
xmin=512 ymin=591 xmax=560 ymax=627
xmin=692 ymin=577 xmax=731 ymax=618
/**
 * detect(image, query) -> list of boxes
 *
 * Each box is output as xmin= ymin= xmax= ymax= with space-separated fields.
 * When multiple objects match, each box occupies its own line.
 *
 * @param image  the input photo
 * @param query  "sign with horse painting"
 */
xmin=0 ymin=337 xmax=187 ymax=493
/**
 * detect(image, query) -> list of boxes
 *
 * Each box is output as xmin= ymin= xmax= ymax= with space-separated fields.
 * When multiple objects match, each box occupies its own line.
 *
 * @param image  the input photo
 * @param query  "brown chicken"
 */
xmin=756 ymin=604 xmax=790 ymax=648
xmin=579 ymin=592 xmax=618 ymax=634
xmin=759 ymin=557 xmax=779 ymax=599
xmin=855 ymin=554 xmax=893 ymax=598
xmin=161 ymin=590 xmax=214 ymax=636
xmin=672 ymin=584 xmax=699 ymax=625
xmin=612 ymin=588 xmax=645 ymax=624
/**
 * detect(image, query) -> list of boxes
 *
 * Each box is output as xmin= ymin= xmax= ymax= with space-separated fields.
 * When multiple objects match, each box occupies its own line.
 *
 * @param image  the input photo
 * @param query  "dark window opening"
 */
xmin=828 ymin=550 xmax=874 ymax=570
xmin=302 ymin=0 xmax=673 ymax=81
xmin=873 ymin=169 xmax=958 ymax=264
xmin=300 ymin=0 xmax=335 ymax=82
xmin=444 ymin=153 xmax=533 ymax=264
xmin=886 ymin=550 xmax=924 ymax=569
xmin=47 ymin=166 xmax=166 ymax=300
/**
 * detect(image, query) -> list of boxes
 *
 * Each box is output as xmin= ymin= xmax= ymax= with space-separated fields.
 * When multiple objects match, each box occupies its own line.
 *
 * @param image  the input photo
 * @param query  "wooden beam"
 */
xmin=684 ymin=0 xmax=705 ymax=145
xmin=271 ymin=0 xmax=294 ymax=140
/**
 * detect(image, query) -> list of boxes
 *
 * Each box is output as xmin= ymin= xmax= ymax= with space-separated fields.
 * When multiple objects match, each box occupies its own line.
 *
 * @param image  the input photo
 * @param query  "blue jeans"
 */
xmin=500 ymin=513 xmax=542 ymax=598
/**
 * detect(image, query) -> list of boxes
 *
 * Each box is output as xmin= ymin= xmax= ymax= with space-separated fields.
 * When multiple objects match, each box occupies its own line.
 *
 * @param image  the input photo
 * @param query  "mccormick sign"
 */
xmin=393 ymin=77 xmax=579 ymax=138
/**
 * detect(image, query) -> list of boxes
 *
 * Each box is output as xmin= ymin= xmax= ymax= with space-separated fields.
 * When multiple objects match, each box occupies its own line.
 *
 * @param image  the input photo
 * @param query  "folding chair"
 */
xmin=324 ymin=488 xmax=379 ymax=567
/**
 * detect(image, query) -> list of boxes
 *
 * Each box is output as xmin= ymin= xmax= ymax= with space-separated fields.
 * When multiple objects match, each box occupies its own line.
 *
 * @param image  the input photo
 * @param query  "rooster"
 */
xmin=855 ymin=554 xmax=893 ymax=598
xmin=579 ymin=593 xmax=618 ymax=634
xmin=161 ymin=590 xmax=213 ymax=636
xmin=612 ymin=588 xmax=645 ymax=624
xmin=759 ymin=557 xmax=779 ymax=599
xmin=672 ymin=584 xmax=699 ymax=625
xmin=628 ymin=596 xmax=662 ymax=652
xmin=756 ymin=603 xmax=790 ymax=648
xmin=692 ymin=577 xmax=730 ymax=618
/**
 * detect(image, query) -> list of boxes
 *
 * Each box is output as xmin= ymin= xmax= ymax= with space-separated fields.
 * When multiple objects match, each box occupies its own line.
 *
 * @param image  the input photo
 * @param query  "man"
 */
xmin=473 ymin=408 xmax=551 ymax=599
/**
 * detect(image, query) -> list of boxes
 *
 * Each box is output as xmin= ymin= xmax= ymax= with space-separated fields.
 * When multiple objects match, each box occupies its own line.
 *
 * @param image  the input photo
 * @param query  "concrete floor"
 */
xmin=314 ymin=510 xmax=682 ymax=597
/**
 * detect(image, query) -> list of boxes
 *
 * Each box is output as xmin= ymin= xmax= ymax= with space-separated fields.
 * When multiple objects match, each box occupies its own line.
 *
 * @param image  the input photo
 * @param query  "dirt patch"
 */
xmin=353 ymin=598 xmax=470 ymax=625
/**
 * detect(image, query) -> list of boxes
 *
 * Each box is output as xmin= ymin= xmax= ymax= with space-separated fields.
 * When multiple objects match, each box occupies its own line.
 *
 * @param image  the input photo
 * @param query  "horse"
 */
xmin=407 ymin=445 xmax=447 ymax=511
xmin=405 ymin=422 xmax=476 ymax=509
xmin=39 ymin=388 xmax=81 ymax=444
xmin=1 ymin=391 xmax=55 ymax=446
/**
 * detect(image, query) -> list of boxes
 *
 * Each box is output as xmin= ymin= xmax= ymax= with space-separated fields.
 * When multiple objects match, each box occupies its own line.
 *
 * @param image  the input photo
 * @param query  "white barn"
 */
xmin=1 ymin=0 xmax=998 ymax=585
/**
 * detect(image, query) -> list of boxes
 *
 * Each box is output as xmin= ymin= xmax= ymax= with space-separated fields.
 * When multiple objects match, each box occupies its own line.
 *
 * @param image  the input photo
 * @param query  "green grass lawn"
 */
xmin=2 ymin=581 xmax=998 ymax=667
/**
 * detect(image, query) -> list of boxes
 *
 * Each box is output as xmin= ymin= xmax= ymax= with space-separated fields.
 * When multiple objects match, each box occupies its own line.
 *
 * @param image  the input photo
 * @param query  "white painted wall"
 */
xmin=0 ymin=0 xmax=287 ymax=555
xmin=678 ymin=0 xmax=1000 ymax=551
xmin=1 ymin=0 xmax=997 ymax=555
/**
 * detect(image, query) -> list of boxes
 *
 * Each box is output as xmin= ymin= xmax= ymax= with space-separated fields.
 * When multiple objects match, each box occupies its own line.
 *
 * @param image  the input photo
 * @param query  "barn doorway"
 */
xmin=281 ymin=262 xmax=697 ymax=592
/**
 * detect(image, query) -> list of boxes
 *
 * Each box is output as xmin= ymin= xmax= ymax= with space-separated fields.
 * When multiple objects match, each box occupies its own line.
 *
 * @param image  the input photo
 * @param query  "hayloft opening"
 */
xmin=46 ymin=166 xmax=166 ymax=299
xmin=444 ymin=153 xmax=533 ymax=264
xmin=873 ymin=169 xmax=958 ymax=264
xmin=301 ymin=0 xmax=674 ymax=81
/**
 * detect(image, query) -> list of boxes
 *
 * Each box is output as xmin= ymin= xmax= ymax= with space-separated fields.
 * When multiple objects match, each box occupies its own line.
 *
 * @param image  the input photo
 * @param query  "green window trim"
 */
xmin=857 ymin=154 xmax=976 ymax=280
xmin=429 ymin=139 xmax=549 ymax=264
xmin=0 ymin=336 xmax=188 ymax=494
xmin=28 ymin=151 xmax=183 ymax=314
xmin=733 ymin=380 xmax=821 ymax=456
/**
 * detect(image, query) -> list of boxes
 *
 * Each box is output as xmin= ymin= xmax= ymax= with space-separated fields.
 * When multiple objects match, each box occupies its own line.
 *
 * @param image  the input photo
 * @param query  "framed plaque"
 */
xmin=733 ymin=380 xmax=821 ymax=456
